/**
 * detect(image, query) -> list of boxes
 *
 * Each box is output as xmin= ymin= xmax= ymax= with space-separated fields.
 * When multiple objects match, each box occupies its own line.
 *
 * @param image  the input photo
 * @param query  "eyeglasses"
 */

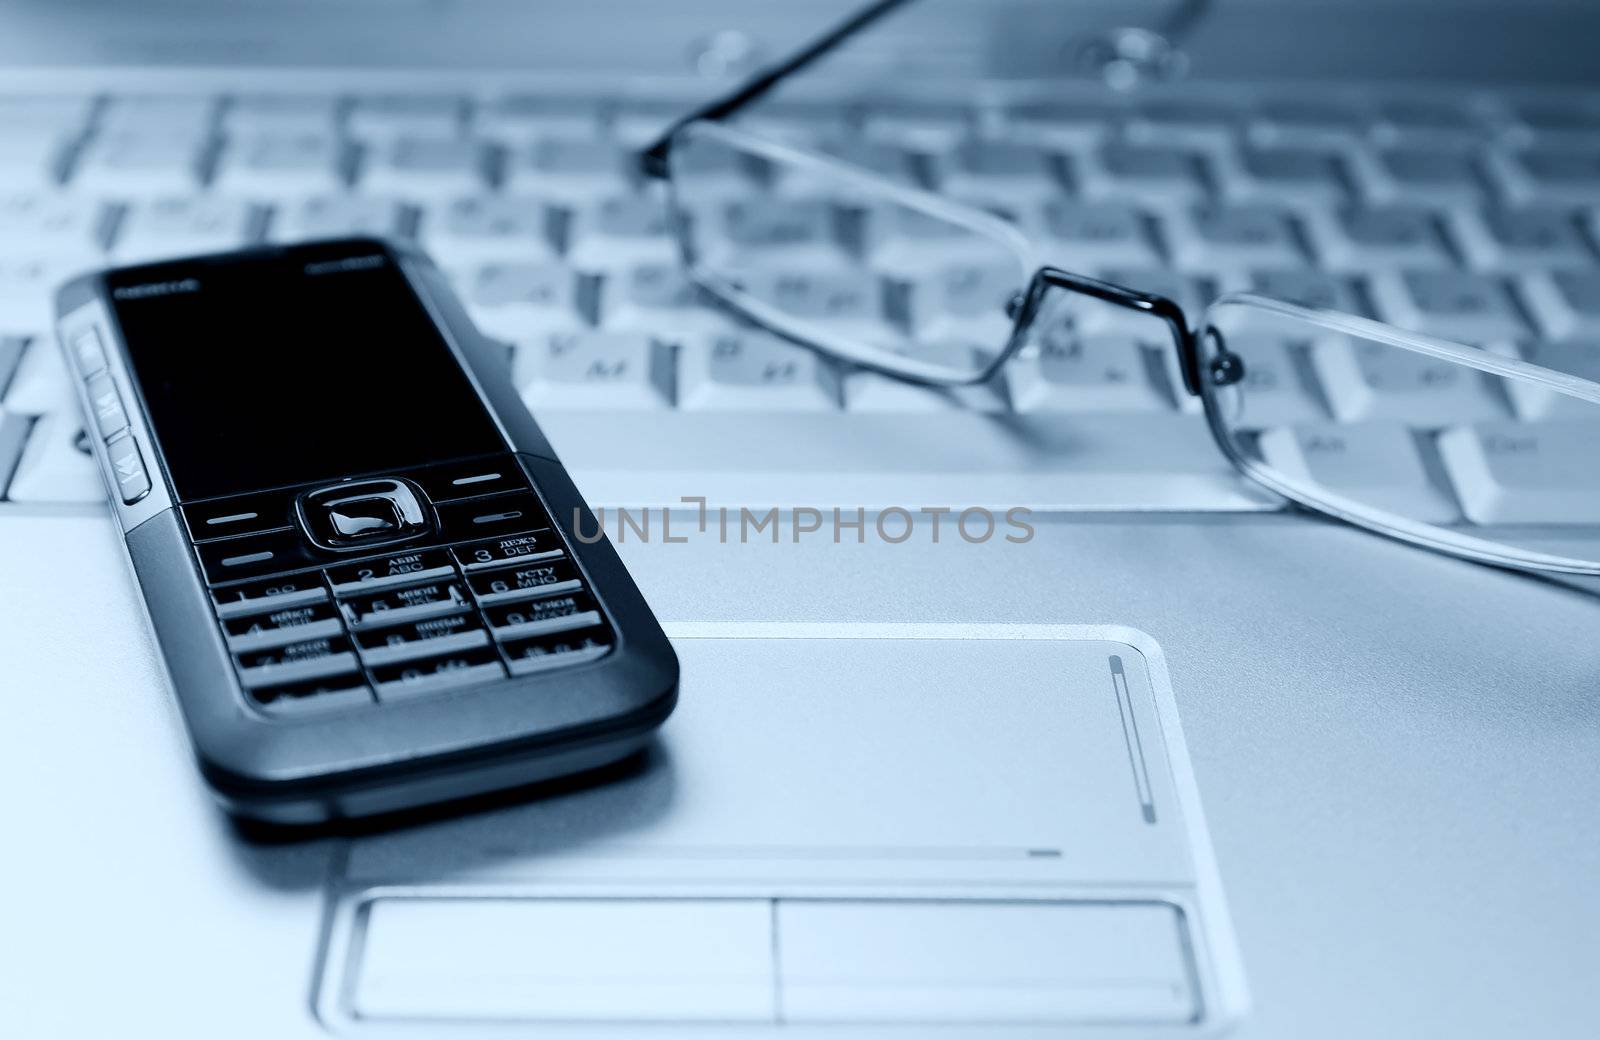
xmin=638 ymin=0 xmax=1600 ymax=576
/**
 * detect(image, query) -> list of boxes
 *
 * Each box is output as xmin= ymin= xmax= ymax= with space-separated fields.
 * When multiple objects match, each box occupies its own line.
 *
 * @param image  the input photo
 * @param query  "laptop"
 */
xmin=3 ymin=1 xmax=1598 ymax=1036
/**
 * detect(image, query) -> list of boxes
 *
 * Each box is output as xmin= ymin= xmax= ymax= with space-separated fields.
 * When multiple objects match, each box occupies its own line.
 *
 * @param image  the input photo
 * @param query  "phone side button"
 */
xmin=105 ymin=433 xmax=150 ymax=504
xmin=238 ymin=650 xmax=360 ymax=689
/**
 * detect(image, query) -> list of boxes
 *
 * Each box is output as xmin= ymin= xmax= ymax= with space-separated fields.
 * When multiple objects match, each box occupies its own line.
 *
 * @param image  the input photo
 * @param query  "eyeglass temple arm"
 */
xmin=638 ymin=0 xmax=919 ymax=178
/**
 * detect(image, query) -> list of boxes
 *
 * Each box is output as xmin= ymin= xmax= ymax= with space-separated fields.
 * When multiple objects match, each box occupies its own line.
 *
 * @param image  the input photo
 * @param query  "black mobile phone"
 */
xmin=53 ymin=238 xmax=678 ymax=825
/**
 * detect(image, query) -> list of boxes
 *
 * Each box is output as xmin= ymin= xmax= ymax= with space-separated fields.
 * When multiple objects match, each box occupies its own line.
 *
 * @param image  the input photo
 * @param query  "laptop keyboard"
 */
xmin=2 ymin=85 xmax=1599 ymax=515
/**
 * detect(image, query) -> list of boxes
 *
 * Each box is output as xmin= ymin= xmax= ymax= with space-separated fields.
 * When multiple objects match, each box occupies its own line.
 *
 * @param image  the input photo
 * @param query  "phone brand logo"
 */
xmin=113 ymin=278 xmax=202 ymax=300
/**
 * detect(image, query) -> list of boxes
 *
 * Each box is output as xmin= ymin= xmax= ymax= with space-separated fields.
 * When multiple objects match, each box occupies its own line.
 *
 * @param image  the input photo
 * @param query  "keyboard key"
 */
xmin=774 ymin=139 xmax=921 ymax=197
xmin=1446 ymin=207 xmax=1593 ymax=271
xmin=0 ymin=193 xmax=110 ymax=261
xmin=0 ymin=256 xmax=92 ymax=330
xmin=70 ymin=131 xmax=215 ymax=196
xmin=476 ymin=95 xmax=604 ymax=142
xmin=460 ymin=262 xmax=588 ymax=340
xmin=1034 ymin=200 xmax=1160 ymax=270
xmin=1234 ymin=269 xmax=1363 ymax=314
xmin=210 ymin=575 xmax=329 ymax=619
xmin=1127 ymin=99 xmax=1242 ymax=151
xmin=236 ymin=637 xmax=360 ymax=691
xmin=514 ymin=331 xmax=674 ymax=410
xmin=1216 ymin=144 xmax=1348 ymax=207
xmin=1351 ymin=146 xmax=1484 ymax=205
xmin=0 ymin=96 xmax=94 ymax=139
xmin=898 ymin=262 xmax=1021 ymax=346
xmin=371 ymin=646 xmax=505 ymax=700
xmin=677 ymin=331 xmax=840 ymax=412
xmin=451 ymin=530 xmax=565 ymax=571
xmin=347 ymin=94 xmax=464 ymax=141
xmin=1075 ymin=142 xmax=1209 ymax=207
xmin=339 ymin=579 xmax=471 ymax=629
xmin=213 ymin=133 xmax=354 ymax=195
xmin=1437 ymin=421 xmax=1600 ymax=524
xmin=1519 ymin=270 xmax=1600 ymax=340
xmin=732 ymin=100 xmax=849 ymax=146
xmin=1486 ymin=147 xmax=1600 ymax=206
xmin=502 ymin=625 xmax=613 ymax=676
xmin=271 ymin=194 xmax=409 ymax=242
xmin=251 ymin=675 xmax=372 ymax=713
xmin=1164 ymin=203 xmax=1306 ymax=271
xmin=0 ymin=133 xmax=74 ymax=187
xmin=844 ymin=345 xmax=1009 ymax=413
xmin=100 ymin=95 xmax=217 ymax=137
xmin=355 ymin=613 xmax=489 ymax=667
xmin=504 ymin=137 xmax=636 ymax=201
xmin=1301 ymin=204 xmax=1452 ymax=272
xmin=596 ymin=262 xmax=733 ymax=336
xmin=324 ymin=548 xmax=457 ymax=594
xmin=696 ymin=197 xmax=850 ymax=270
xmin=563 ymin=194 xmax=678 ymax=271
xmin=1206 ymin=335 xmax=1329 ymax=426
xmin=223 ymin=599 xmax=344 ymax=652
xmin=1372 ymin=100 xmax=1482 ymax=147
xmin=933 ymin=141 xmax=1062 ymax=204
xmin=860 ymin=202 xmax=1020 ymax=275
xmin=466 ymin=556 xmax=584 ymax=604
xmin=609 ymin=99 xmax=691 ymax=146
xmin=734 ymin=269 xmax=897 ymax=348
xmin=112 ymin=196 xmax=263 ymax=264
xmin=0 ymin=408 xmax=29 ymax=499
xmin=1500 ymin=339 xmax=1600 ymax=420
xmin=1247 ymin=100 xmax=1364 ymax=148
xmin=224 ymin=94 xmax=342 ymax=135
xmin=0 ymin=336 xmax=27 ymax=396
xmin=419 ymin=195 xmax=556 ymax=265
xmin=1504 ymin=103 xmax=1600 ymax=149
xmin=1256 ymin=421 xmax=1460 ymax=522
xmin=1004 ymin=100 xmax=1123 ymax=147
xmin=5 ymin=414 xmax=102 ymax=503
xmin=1007 ymin=333 xmax=1172 ymax=413
xmin=1368 ymin=270 xmax=1528 ymax=342
xmin=1310 ymin=334 xmax=1508 ymax=425
xmin=360 ymin=136 xmax=491 ymax=197
xmin=2 ymin=336 xmax=73 ymax=415
xmin=861 ymin=101 xmax=975 ymax=150
xmin=482 ymin=590 xmax=600 ymax=641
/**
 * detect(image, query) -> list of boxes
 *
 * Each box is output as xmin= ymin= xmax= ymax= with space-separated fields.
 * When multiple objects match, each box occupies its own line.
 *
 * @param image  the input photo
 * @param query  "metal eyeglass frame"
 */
xmin=637 ymin=0 xmax=1600 ymax=577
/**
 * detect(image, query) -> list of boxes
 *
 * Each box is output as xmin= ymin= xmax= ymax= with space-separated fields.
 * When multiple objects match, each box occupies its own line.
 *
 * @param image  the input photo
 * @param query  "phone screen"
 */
xmin=107 ymin=244 xmax=505 ymax=502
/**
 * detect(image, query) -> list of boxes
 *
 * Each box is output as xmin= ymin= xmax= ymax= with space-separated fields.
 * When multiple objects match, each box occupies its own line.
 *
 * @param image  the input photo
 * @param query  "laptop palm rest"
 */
xmin=319 ymin=622 xmax=1247 ymax=1035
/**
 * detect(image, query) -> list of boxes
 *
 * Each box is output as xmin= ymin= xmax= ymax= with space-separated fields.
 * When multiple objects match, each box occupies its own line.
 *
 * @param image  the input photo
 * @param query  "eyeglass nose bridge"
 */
xmin=1017 ymin=267 xmax=1210 ymax=397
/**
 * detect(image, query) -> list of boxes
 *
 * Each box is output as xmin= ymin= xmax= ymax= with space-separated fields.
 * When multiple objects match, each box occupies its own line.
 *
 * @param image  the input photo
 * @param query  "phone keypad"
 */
xmin=196 ymin=456 xmax=613 ymax=714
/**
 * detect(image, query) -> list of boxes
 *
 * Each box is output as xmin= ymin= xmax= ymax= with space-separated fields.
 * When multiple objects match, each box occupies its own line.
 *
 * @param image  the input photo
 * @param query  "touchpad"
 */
xmin=320 ymin=623 xmax=1244 ymax=1034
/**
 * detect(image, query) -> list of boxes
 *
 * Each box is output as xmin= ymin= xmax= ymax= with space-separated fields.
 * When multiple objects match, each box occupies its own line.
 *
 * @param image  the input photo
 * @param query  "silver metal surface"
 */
xmin=4 ymin=510 xmax=1599 ymax=1036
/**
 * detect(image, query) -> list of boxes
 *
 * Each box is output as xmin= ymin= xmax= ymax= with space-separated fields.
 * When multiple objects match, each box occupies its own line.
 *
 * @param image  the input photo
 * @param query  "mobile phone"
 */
xmin=53 ymin=238 xmax=678 ymax=825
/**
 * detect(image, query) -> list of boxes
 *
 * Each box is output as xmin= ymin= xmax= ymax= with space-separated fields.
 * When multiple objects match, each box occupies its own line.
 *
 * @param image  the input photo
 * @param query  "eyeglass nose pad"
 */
xmin=1004 ymin=290 xmax=1025 ymax=322
xmin=1203 ymin=328 xmax=1247 ymax=388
